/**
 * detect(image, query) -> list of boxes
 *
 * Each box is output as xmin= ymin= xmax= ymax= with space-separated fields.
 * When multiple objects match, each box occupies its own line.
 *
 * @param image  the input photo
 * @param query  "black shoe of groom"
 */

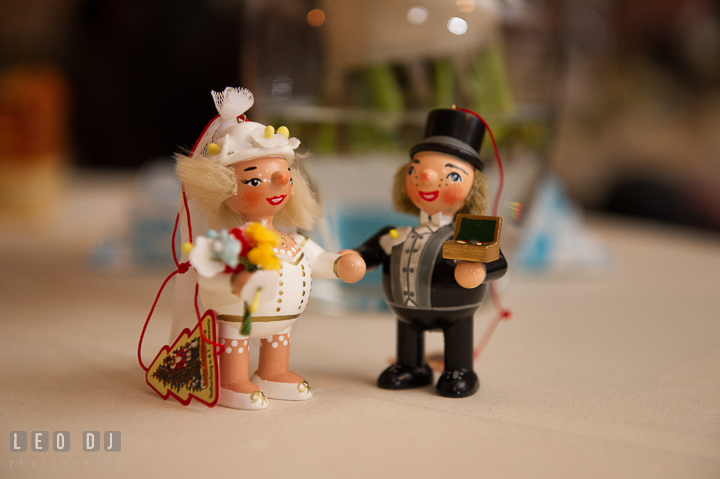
xmin=377 ymin=363 xmax=434 ymax=390
xmin=436 ymin=368 xmax=479 ymax=398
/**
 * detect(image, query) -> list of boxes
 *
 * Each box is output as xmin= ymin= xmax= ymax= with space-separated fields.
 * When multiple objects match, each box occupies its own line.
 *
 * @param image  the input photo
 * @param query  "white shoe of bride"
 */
xmin=218 ymin=387 xmax=268 ymax=410
xmin=250 ymin=374 xmax=313 ymax=401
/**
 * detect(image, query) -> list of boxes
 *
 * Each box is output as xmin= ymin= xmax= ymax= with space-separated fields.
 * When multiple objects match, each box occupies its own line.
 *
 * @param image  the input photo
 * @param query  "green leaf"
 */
xmin=240 ymin=303 xmax=252 ymax=336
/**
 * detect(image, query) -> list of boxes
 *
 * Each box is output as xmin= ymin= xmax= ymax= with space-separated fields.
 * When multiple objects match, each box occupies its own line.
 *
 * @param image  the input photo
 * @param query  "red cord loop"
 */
xmin=137 ymin=269 xmax=178 ymax=372
xmin=139 ymin=114 xmax=225 ymax=372
xmin=452 ymin=108 xmax=514 ymax=359
xmin=456 ymin=108 xmax=504 ymax=217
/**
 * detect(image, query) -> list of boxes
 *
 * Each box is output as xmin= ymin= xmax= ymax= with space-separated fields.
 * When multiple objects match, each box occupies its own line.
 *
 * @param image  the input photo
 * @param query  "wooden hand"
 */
xmin=231 ymin=270 xmax=253 ymax=297
xmin=336 ymin=252 xmax=366 ymax=283
xmin=454 ymin=261 xmax=486 ymax=289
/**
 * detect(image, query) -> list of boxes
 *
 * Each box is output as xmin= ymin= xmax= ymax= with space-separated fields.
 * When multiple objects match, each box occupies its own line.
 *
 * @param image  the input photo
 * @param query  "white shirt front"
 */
xmin=397 ymin=210 xmax=453 ymax=307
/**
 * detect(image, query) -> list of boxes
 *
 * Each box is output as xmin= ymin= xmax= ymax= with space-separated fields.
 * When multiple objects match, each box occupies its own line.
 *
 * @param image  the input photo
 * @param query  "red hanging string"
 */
xmin=180 ymin=115 xmax=217 ymax=243
xmin=137 ymin=269 xmax=180 ymax=371
xmin=182 ymin=190 xmax=193 ymax=243
xmin=456 ymin=108 xmax=504 ymax=216
xmin=194 ymin=283 xmax=223 ymax=350
xmin=182 ymin=115 xmax=227 ymax=347
xmin=138 ymin=209 xmax=195 ymax=371
xmin=171 ymin=213 xmax=181 ymax=268
xmin=138 ymin=115 xmax=223 ymax=371
xmin=189 ymin=114 xmax=219 ymax=156
xmin=455 ymin=108 xmax=513 ymax=360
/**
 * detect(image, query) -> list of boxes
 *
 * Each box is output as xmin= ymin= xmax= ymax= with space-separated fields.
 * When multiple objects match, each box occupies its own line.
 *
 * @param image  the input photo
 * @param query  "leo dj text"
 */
xmin=10 ymin=431 xmax=121 ymax=452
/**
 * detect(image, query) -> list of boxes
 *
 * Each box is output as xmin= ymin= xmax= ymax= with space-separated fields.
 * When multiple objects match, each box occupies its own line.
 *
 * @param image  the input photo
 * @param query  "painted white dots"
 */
xmin=220 ymin=339 xmax=226 ymax=345
xmin=225 ymin=347 xmax=232 ymax=354
xmin=238 ymin=347 xmax=244 ymax=354
xmin=272 ymin=342 xmax=279 ymax=348
xmin=231 ymin=340 xmax=238 ymax=347
xmin=278 ymin=335 xmax=284 ymax=341
xmin=283 ymin=340 xmax=288 ymax=346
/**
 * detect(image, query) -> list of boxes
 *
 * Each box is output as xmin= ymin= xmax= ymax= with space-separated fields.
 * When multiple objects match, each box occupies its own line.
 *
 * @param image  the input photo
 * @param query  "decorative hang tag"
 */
xmin=145 ymin=310 xmax=220 ymax=407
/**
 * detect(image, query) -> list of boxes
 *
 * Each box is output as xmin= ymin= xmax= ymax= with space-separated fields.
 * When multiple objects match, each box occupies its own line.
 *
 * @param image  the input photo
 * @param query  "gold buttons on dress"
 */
xmin=279 ymin=281 xmax=283 ymax=286
xmin=303 ymin=281 xmax=306 ymax=287
xmin=302 ymin=291 xmax=305 ymax=296
xmin=276 ymin=307 xmax=281 ymax=312
xmin=277 ymin=298 xmax=282 ymax=303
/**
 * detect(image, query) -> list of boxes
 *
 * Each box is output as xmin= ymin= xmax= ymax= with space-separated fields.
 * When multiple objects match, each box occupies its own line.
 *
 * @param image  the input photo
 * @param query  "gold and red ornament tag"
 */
xmin=145 ymin=310 xmax=220 ymax=407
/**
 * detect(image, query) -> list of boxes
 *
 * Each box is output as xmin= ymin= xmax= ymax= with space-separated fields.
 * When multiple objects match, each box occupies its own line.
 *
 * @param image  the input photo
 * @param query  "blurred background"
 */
xmin=3 ymin=3 xmax=720 ymax=474
xmin=1 ymin=0 xmax=719 ymax=280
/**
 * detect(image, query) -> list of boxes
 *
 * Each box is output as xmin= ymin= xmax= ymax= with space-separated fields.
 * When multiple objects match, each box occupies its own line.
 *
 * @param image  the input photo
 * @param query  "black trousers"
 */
xmin=389 ymin=306 xmax=477 ymax=371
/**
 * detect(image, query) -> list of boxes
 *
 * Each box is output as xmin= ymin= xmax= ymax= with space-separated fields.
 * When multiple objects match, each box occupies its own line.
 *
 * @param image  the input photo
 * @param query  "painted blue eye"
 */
xmin=241 ymin=178 xmax=262 ymax=186
xmin=447 ymin=172 xmax=461 ymax=182
xmin=408 ymin=165 xmax=415 ymax=175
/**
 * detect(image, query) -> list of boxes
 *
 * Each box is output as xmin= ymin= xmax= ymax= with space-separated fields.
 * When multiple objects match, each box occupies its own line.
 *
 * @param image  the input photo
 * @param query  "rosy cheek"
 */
xmin=409 ymin=191 xmax=423 ymax=204
xmin=440 ymin=183 xmax=468 ymax=205
xmin=239 ymin=185 xmax=265 ymax=209
xmin=405 ymin=180 xmax=422 ymax=203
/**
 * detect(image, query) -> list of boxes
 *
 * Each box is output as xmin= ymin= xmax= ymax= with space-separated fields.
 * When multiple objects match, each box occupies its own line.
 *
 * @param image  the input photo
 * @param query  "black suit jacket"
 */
xmin=355 ymin=224 xmax=508 ymax=312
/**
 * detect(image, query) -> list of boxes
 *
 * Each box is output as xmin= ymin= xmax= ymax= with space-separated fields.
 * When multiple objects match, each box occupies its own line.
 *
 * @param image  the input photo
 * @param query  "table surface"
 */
xmin=1 ymin=174 xmax=719 ymax=478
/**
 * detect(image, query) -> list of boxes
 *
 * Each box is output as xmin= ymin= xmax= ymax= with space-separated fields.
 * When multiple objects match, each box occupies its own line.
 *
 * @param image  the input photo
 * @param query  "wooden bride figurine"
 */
xmin=174 ymin=87 xmax=365 ymax=410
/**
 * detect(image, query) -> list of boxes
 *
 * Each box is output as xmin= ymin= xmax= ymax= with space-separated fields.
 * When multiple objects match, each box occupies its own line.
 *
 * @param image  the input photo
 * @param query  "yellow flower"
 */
xmin=247 ymin=244 xmax=281 ymax=271
xmin=245 ymin=223 xmax=279 ymax=247
xmin=248 ymin=287 xmax=262 ymax=314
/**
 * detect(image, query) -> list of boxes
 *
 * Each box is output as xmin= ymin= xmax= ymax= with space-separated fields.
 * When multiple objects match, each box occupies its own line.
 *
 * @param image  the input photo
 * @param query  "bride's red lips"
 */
xmin=266 ymin=195 xmax=287 ymax=205
xmin=418 ymin=190 xmax=439 ymax=201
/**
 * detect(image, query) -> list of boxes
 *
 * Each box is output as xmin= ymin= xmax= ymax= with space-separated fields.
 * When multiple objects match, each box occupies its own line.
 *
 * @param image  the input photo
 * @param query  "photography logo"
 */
xmin=9 ymin=431 xmax=122 ymax=470
xmin=10 ymin=431 xmax=120 ymax=452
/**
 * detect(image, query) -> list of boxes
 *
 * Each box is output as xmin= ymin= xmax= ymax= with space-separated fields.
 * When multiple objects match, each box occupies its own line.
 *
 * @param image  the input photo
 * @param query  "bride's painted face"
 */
xmin=225 ymin=156 xmax=293 ymax=219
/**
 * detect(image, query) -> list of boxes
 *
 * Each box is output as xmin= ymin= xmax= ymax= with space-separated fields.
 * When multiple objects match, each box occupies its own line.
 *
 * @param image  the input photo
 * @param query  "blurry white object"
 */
xmin=88 ymin=158 xmax=181 ymax=270
xmin=516 ymin=174 xmax=613 ymax=275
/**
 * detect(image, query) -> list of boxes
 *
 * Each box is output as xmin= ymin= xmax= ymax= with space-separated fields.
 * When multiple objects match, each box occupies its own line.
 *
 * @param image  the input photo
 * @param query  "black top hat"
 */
xmin=409 ymin=108 xmax=486 ymax=171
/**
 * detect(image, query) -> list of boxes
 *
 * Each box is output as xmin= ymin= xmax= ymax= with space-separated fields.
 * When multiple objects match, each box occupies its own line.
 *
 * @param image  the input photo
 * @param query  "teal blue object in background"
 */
xmin=332 ymin=206 xmax=416 ymax=286
xmin=132 ymin=216 xmax=176 ymax=265
xmin=516 ymin=174 xmax=613 ymax=274
xmin=310 ymin=205 xmax=417 ymax=311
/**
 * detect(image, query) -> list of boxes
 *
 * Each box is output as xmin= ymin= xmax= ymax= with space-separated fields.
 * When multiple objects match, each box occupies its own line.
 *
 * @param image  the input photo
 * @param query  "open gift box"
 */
xmin=443 ymin=214 xmax=503 ymax=263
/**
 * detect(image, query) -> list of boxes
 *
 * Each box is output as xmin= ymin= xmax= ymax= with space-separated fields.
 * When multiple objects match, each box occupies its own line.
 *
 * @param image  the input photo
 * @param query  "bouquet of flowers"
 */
xmin=184 ymin=223 xmax=281 ymax=334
